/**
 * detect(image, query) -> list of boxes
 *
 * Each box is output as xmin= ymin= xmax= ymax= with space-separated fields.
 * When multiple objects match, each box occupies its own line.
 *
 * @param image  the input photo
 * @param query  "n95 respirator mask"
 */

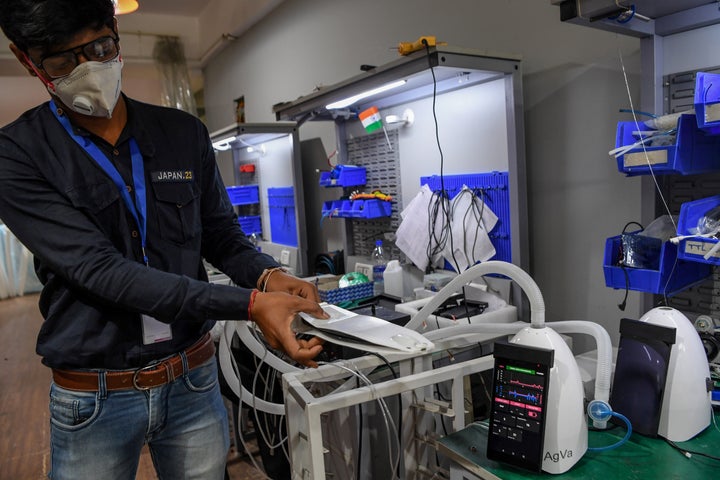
xmin=49 ymin=57 xmax=123 ymax=118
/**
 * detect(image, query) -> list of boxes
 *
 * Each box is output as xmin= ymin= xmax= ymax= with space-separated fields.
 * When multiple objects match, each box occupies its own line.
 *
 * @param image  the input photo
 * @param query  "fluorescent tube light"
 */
xmin=212 ymin=136 xmax=236 ymax=151
xmin=325 ymin=79 xmax=407 ymax=110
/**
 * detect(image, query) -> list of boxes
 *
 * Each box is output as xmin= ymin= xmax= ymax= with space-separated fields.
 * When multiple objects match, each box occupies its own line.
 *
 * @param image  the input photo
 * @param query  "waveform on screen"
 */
xmin=509 ymin=390 xmax=541 ymax=404
xmin=509 ymin=379 xmax=544 ymax=390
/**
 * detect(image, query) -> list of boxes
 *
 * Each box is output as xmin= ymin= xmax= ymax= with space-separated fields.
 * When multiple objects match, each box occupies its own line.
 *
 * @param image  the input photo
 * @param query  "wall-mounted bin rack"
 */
xmin=694 ymin=72 xmax=720 ymax=135
xmin=226 ymin=185 xmax=259 ymax=206
xmin=603 ymin=235 xmax=711 ymax=295
xmin=238 ymin=215 xmax=262 ymax=236
xmin=614 ymin=114 xmax=720 ymax=176
xmin=268 ymin=186 xmax=298 ymax=247
xmin=421 ymin=171 xmax=511 ymax=263
xmin=676 ymin=194 xmax=720 ymax=266
xmin=319 ymin=165 xmax=367 ymax=187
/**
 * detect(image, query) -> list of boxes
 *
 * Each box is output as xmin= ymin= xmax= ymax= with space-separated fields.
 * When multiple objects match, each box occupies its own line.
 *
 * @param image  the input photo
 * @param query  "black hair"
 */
xmin=0 ymin=0 xmax=115 ymax=54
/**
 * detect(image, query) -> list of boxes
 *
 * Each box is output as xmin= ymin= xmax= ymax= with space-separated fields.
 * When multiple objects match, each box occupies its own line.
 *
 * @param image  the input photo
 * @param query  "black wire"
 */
xmin=665 ymin=438 xmax=720 ymax=461
xmin=452 ymin=188 xmax=489 ymax=269
xmin=367 ymin=352 xmax=401 ymax=479
xmin=423 ymin=41 xmax=462 ymax=274
xmin=357 ymin=377 xmax=363 ymax=480
xmin=426 ymin=191 xmax=451 ymax=268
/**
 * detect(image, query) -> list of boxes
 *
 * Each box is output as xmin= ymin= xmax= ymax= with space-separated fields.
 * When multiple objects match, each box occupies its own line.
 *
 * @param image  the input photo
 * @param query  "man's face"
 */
xmin=27 ymin=25 xmax=119 ymax=82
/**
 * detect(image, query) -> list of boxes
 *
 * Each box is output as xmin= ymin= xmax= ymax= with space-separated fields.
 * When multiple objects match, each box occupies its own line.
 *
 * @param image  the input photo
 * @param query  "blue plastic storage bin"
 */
xmin=268 ymin=187 xmax=298 ymax=247
xmin=238 ymin=215 xmax=262 ymax=236
xmin=319 ymin=165 xmax=367 ymax=187
xmin=316 ymin=276 xmax=374 ymax=304
xmin=321 ymin=198 xmax=392 ymax=219
xmin=226 ymin=185 xmax=259 ymax=205
xmin=614 ymin=114 xmax=720 ymax=176
xmin=677 ymin=194 xmax=720 ymax=265
xmin=603 ymin=235 xmax=711 ymax=295
xmin=349 ymin=199 xmax=392 ymax=218
xmin=694 ymin=72 xmax=720 ymax=135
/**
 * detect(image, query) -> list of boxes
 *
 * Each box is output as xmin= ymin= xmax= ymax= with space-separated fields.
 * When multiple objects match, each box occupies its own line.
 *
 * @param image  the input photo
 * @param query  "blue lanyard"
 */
xmin=49 ymin=100 xmax=149 ymax=266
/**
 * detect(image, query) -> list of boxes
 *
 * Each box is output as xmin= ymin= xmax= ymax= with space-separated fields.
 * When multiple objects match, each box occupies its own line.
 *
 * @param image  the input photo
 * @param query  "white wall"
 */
xmin=0 ymin=12 xmax=202 ymax=126
xmin=663 ymin=23 xmax=720 ymax=74
xmin=203 ymin=0 xmax=645 ymax=344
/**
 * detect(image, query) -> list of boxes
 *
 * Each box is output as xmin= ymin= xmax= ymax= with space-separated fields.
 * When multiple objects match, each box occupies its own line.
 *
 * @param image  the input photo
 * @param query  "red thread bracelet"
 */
xmin=248 ymin=289 xmax=259 ymax=321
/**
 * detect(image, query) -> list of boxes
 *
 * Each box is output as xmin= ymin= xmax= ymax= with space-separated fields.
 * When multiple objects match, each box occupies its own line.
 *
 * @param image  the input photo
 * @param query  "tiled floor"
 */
xmin=0 ymin=293 xmax=272 ymax=480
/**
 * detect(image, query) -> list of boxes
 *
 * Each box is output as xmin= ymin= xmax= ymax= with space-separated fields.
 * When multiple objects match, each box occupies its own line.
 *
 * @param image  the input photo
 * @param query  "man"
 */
xmin=0 ymin=1 xmax=327 ymax=478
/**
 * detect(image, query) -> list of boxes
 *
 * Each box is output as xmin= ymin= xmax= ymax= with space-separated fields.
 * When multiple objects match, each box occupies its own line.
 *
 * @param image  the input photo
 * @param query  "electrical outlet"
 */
xmin=355 ymin=262 xmax=372 ymax=278
xmin=280 ymin=249 xmax=291 ymax=265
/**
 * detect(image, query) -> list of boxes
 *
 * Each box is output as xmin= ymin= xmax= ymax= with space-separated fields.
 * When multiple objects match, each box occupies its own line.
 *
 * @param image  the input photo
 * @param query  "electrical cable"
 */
xmin=664 ymin=439 xmax=720 ymax=461
xmin=318 ymin=361 xmax=401 ymax=479
xmin=220 ymin=327 xmax=273 ymax=479
xmin=356 ymin=377 xmax=363 ymax=480
xmin=423 ymin=40 xmax=462 ymax=274
xmin=617 ymin=48 xmax=677 ymax=230
xmin=615 ymin=46 xmax=683 ymax=305
xmin=367 ymin=352 xmax=402 ymax=480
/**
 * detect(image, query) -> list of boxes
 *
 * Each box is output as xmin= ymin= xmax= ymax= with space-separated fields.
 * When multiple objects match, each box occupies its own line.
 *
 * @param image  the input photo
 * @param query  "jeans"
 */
xmin=48 ymin=357 xmax=230 ymax=480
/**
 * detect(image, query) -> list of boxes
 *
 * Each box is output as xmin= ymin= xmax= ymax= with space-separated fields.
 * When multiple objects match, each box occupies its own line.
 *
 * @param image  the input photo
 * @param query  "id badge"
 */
xmin=141 ymin=314 xmax=173 ymax=344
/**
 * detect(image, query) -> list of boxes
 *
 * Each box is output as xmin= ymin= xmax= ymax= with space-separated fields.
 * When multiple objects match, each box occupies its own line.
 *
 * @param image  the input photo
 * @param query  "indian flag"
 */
xmin=359 ymin=106 xmax=383 ymax=133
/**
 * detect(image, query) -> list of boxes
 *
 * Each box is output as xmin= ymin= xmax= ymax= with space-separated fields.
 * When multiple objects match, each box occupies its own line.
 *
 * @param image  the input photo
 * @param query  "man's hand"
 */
xmin=265 ymin=271 xmax=321 ymax=302
xmin=250 ymin=291 xmax=329 ymax=368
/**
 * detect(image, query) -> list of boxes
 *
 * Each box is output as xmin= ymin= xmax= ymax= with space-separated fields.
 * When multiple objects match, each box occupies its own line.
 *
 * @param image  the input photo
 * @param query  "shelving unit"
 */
xmin=555 ymin=1 xmax=720 ymax=314
xmin=209 ymin=123 xmax=309 ymax=275
xmin=273 ymin=45 xmax=528 ymax=273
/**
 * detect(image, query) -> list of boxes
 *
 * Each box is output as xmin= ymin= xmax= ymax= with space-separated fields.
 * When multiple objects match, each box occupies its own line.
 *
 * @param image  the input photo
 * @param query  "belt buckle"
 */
xmin=132 ymin=363 xmax=159 ymax=391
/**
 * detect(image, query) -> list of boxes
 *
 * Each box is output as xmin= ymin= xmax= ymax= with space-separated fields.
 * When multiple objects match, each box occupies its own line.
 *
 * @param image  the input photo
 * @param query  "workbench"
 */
xmin=438 ymin=411 xmax=719 ymax=479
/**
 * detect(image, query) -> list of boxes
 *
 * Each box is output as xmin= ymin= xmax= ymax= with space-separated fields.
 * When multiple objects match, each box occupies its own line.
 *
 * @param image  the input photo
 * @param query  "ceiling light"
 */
xmin=113 ymin=0 xmax=139 ymax=15
xmin=325 ymin=80 xmax=407 ymax=110
xmin=212 ymin=136 xmax=236 ymax=151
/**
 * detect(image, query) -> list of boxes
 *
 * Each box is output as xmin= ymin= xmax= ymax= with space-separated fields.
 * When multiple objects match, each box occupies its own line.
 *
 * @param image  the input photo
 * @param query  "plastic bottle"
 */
xmin=371 ymin=239 xmax=386 ymax=296
xmin=383 ymin=259 xmax=403 ymax=299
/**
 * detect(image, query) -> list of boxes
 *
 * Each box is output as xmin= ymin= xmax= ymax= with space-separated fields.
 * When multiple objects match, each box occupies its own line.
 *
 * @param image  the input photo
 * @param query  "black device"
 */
xmin=486 ymin=342 xmax=553 ymax=472
xmin=432 ymin=292 xmax=488 ymax=321
xmin=609 ymin=318 xmax=676 ymax=437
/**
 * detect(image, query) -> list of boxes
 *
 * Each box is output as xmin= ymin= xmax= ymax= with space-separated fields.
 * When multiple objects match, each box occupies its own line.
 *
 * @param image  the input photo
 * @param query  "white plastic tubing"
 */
xmin=407 ymin=261 xmax=613 ymax=425
xmin=404 ymin=261 xmax=545 ymax=331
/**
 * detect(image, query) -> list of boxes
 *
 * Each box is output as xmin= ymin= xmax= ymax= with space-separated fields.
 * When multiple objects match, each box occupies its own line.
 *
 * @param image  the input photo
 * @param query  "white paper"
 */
xmin=444 ymin=187 xmax=498 ymax=271
xmin=396 ymin=185 xmax=449 ymax=271
xmin=142 ymin=315 xmax=173 ymax=344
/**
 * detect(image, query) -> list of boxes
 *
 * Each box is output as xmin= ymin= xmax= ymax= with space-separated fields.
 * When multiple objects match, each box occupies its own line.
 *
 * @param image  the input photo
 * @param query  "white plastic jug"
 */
xmin=383 ymin=259 xmax=403 ymax=298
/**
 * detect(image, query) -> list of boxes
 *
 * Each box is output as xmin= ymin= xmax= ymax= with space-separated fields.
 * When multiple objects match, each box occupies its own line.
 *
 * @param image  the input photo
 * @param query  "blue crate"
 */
xmin=238 ymin=215 xmax=262 ymax=236
xmin=603 ymin=235 xmax=711 ymax=295
xmin=694 ymin=72 xmax=720 ymax=135
xmin=320 ymin=198 xmax=391 ymax=219
xmin=677 ymin=194 xmax=720 ymax=265
xmin=614 ymin=114 xmax=720 ymax=176
xmin=319 ymin=165 xmax=367 ymax=187
xmin=317 ymin=277 xmax=374 ymax=304
xmin=226 ymin=185 xmax=259 ymax=205
xmin=349 ymin=199 xmax=392 ymax=218
xmin=421 ymin=172 xmax=511 ymax=263
xmin=268 ymin=186 xmax=298 ymax=247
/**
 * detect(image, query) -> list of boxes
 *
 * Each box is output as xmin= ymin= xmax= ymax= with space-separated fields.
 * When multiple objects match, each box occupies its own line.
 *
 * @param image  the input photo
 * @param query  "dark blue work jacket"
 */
xmin=0 ymin=96 xmax=278 ymax=369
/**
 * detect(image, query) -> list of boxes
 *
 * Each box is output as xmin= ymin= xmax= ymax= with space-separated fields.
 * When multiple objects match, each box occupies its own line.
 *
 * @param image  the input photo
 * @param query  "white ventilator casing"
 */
xmin=511 ymin=326 xmax=587 ymax=474
xmin=639 ymin=306 xmax=711 ymax=441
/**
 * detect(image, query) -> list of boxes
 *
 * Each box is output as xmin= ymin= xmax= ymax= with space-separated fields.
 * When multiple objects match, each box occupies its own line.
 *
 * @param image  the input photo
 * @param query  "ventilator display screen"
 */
xmin=487 ymin=342 xmax=553 ymax=472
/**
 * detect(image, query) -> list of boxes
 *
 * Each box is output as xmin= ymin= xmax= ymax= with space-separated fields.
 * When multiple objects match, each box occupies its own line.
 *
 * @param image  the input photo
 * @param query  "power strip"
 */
xmin=355 ymin=262 xmax=373 ymax=279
